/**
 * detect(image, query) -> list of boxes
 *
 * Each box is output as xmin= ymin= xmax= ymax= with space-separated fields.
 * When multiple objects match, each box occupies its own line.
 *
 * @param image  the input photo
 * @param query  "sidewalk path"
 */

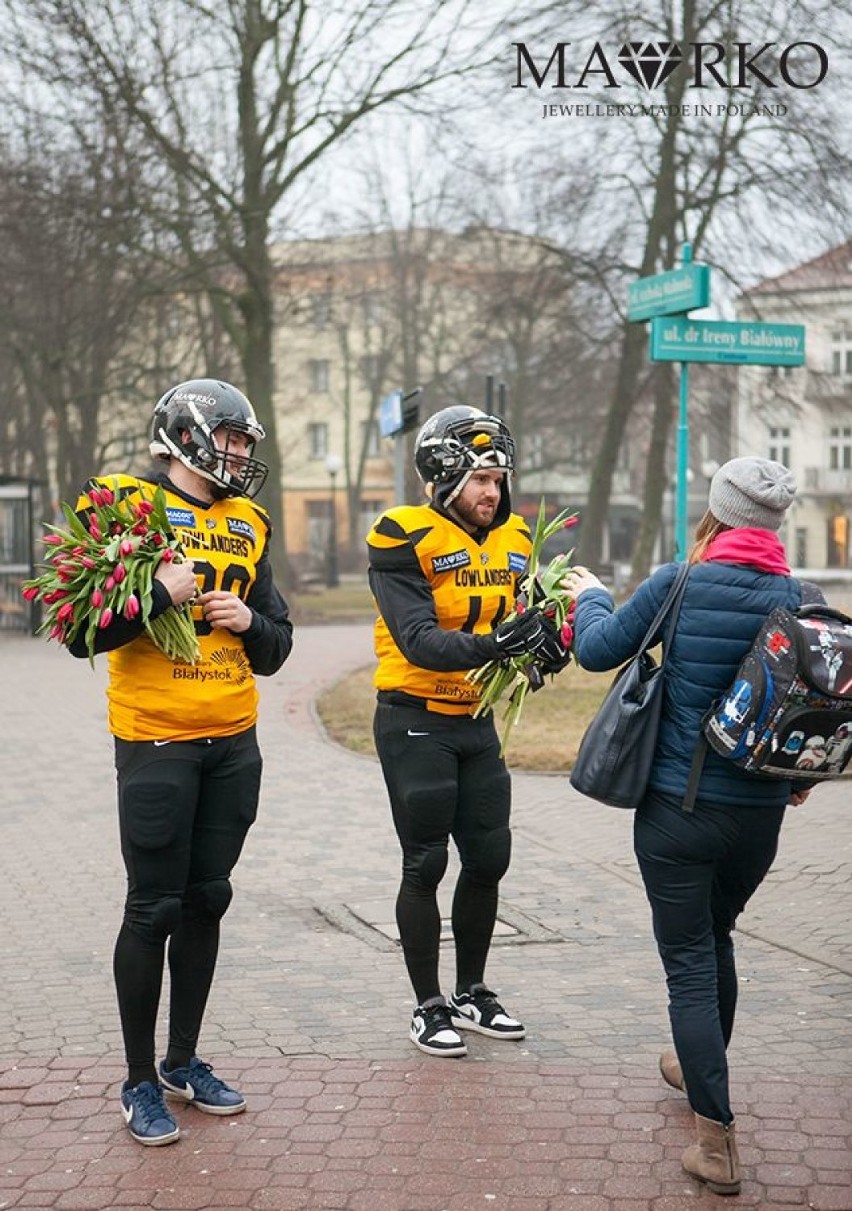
xmin=0 ymin=628 xmax=849 ymax=1210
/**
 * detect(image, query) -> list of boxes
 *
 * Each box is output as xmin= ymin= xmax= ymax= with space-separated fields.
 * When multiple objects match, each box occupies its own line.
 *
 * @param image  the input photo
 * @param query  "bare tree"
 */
xmin=511 ymin=0 xmax=851 ymax=573
xmin=0 ymin=119 xmax=172 ymax=507
xmin=10 ymin=0 xmax=503 ymax=583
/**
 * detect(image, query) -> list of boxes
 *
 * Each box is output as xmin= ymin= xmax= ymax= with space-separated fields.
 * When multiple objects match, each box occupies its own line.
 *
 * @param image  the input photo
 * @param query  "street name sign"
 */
xmin=650 ymin=317 xmax=806 ymax=366
xmin=627 ymin=264 xmax=711 ymax=321
xmin=378 ymin=389 xmax=404 ymax=437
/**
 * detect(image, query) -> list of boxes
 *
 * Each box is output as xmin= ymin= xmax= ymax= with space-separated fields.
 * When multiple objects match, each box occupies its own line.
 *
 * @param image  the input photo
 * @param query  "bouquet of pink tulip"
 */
xmin=22 ymin=479 xmax=200 ymax=666
xmin=466 ymin=499 xmax=578 ymax=753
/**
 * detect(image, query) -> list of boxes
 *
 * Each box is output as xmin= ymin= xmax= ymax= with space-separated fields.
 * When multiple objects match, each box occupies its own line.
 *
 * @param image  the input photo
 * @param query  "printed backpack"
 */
xmin=684 ymin=603 xmax=852 ymax=808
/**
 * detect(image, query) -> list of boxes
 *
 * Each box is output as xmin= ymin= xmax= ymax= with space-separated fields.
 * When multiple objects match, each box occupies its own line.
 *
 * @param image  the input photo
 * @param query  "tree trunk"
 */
xmin=631 ymin=361 xmax=676 ymax=580
xmin=237 ymin=261 xmax=294 ymax=591
xmin=575 ymin=321 xmax=649 ymax=566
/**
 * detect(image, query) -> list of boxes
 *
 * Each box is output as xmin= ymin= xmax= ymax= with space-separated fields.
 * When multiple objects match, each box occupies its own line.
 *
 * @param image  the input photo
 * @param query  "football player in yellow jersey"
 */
xmin=68 ymin=379 xmax=292 ymax=1145
xmin=367 ymin=406 xmax=569 ymax=1057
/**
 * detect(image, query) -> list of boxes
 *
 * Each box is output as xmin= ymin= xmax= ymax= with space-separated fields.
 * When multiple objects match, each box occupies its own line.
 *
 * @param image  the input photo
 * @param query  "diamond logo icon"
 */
xmin=618 ymin=41 xmax=683 ymax=90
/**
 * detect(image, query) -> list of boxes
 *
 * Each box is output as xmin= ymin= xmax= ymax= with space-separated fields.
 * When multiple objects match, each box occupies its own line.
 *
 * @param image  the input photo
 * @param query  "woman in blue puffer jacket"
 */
xmin=564 ymin=457 xmax=819 ymax=1197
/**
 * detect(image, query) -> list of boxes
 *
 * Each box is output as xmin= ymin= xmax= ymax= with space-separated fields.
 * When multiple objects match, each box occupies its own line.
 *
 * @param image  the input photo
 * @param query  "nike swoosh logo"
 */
xmin=407 ymin=730 xmax=430 ymax=737
xmin=153 ymin=740 xmax=171 ymax=747
xmin=121 ymin=1102 xmax=134 ymax=1124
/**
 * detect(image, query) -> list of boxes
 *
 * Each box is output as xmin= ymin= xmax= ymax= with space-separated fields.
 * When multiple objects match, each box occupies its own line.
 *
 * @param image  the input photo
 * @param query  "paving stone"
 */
xmin=1 ymin=627 xmax=851 ymax=1210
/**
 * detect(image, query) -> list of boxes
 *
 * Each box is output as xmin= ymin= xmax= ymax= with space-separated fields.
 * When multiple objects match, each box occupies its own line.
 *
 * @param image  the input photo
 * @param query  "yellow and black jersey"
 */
xmin=71 ymin=473 xmax=292 ymax=742
xmin=366 ymin=503 xmax=532 ymax=714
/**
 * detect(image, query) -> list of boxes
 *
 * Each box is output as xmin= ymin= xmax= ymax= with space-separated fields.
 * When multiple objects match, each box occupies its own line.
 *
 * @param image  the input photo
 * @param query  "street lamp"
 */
xmin=325 ymin=453 xmax=343 ymax=588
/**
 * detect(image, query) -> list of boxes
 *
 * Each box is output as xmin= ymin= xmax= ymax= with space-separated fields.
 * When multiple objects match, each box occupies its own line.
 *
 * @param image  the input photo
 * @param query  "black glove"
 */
xmin=485 ymin=607 xmax=560 ymax=660
xmin=536 ymin=638 xmax=572 ymax=674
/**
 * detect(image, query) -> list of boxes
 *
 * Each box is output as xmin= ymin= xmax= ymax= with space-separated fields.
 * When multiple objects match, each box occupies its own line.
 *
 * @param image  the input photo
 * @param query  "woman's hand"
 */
xmin=788 ymin=788 xmax=812 ymax=807
xmin=561 ymin=566 xmax=606 ymax=600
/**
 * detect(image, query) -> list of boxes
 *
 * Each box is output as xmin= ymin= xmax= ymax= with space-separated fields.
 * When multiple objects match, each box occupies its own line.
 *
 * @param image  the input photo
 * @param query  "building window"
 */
xmin=795 ymin=527 xmax=807 ymax=568
xmin=827 ymin=515 xmax=849 ymax=568
xmin=360 ymin=498 xmax=384 ymax=535
xmin=523 ymin=433 xmax=545 ymax=470
xmin=308 ymin=422 xmax=329 ymax=460
xmin=360 ymin=353 xmax=381 ymax=383
xmin=362 ymin=294 xmax=383 ymax=327
xmin=312 ymin=294 xmax=332 ymax=330
xmin=768 ymin=426 xmax=791 ymax=466
xmin=829 ymin=426 xmax=852 ymax=471
xmin=309 ymin=359 xmax=331 ymax=393
xmin=360 ymin=420 xmax=380 ymax=458
xmin=830 ymin=330 xmax=852 ymax=377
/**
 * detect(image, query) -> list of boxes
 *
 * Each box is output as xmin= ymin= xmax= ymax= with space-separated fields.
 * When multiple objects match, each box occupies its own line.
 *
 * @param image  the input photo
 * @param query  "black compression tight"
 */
xmin=374 ymin=704 xmax=512 ymax=1006
xmin=113 ymin=730 xmax=261 ymax=1087
xmin=114 ymin=915 xmax=221 ymax=1087
xmin=395 ymin=867 xmax=500 ymax=1004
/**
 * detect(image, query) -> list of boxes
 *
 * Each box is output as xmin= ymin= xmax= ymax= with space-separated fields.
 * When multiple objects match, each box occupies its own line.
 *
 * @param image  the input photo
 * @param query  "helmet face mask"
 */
xmin=414 ymin=405 xmax=515 ymax=528
xmin=415 ymin=406 xmax=515 ymax=486
xmin=149 ymin=379 xmax=269 ymax=499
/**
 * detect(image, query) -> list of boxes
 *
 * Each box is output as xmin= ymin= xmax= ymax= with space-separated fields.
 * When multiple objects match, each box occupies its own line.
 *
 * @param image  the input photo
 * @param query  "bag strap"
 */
xmin=637 ymin=560 xmax=690 ymax=660
xmin=683 ymin=735 xmax=707 ymax=815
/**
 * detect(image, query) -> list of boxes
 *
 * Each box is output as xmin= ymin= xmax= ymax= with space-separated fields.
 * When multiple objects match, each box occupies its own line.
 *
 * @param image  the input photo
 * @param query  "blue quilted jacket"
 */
xmin=572 ymin=558 xmax=812 ymax=807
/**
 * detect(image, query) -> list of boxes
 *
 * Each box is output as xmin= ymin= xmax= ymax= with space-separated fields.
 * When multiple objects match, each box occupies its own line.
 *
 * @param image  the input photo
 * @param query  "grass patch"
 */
xmin=290 ymin=579 xmax=375 ymax=624
xmin=316 ymin=660 xmax=612 ymax=772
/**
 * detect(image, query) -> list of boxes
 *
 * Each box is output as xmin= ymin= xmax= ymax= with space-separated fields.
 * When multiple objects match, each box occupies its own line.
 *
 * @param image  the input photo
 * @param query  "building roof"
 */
xmin=746 ymin=239 xmax=852 ymax=295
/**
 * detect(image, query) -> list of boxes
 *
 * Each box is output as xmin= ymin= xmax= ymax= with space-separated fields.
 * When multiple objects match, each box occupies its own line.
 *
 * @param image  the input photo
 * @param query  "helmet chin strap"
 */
xmin=441 ymin=468 xmax=474 ymax=509
xmin=441 ymin=447 xmax=508 ymax=508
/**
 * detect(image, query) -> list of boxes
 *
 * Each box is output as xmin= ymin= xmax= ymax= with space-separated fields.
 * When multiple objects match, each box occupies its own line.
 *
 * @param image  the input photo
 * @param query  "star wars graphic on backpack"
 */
xmin=701 ymin=603 xmax=852 ymax=784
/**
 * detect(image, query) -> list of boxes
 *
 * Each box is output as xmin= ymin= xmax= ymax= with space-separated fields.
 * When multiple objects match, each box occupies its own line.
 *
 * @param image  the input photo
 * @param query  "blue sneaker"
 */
xmin=159 ymin=1057 xmax=247 ymax=1115
xmin=120 ymin=1080 xmax=180 ymax=1146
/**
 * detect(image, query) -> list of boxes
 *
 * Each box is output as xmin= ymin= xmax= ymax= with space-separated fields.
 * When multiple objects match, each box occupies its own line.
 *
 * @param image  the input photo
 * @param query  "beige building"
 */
xmin=736 ymin=239 xmax=852 ymax=571
xmin=269 ymin=227 xmax=586 ymax=577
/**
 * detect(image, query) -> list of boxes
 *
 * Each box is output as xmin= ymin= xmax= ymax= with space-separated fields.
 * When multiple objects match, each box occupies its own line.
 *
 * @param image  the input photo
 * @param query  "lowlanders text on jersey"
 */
xmin=454 ymin=567 xmax=513 ymax=587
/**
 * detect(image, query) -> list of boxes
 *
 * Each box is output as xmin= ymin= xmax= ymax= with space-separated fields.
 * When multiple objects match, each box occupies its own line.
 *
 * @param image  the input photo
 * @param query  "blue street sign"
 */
xmin=627 ymin=264 xmax=710 ymax=321
xmin=378 ymin=389 xmax=403 ymax=437
xmin=650 ymin=317 xmax=806 ymax=366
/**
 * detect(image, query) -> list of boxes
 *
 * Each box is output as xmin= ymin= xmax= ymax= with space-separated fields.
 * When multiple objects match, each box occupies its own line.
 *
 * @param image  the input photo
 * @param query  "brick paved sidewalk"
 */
xmin=0 ymin=629 xmax=850 ymax=1210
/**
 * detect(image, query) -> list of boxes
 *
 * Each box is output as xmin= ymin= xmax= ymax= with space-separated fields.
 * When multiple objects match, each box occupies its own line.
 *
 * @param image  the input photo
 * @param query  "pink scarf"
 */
xmin=702 ymin=528 xmax=791 ymax=575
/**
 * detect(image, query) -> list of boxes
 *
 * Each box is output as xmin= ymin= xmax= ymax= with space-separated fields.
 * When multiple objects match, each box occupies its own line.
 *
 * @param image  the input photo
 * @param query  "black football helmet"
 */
xmin=415 ymin=406 xmax=515 ymax=485
xmin=149 ymin=378 xmax=269 ymax=498
xmin=414 ymin=405 xmax=515 ymax=526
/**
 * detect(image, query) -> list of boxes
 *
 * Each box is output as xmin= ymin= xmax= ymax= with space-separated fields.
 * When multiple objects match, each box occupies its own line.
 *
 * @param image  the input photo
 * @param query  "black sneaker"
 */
xmin=449 ymin=985 xmax=526 ymax=1039
xmin=410 ymin=1002 xmax=467 ymax=1057
xmin=159 ymin=1057 xmax=247 ymax=1115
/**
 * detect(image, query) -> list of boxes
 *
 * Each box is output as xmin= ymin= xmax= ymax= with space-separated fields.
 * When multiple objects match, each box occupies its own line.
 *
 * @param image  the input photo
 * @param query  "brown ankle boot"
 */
xmin=659 ymin=1050 xmax=685 ymax=1092
xmin=682 ymin=1112 xmax=741 ymax=1195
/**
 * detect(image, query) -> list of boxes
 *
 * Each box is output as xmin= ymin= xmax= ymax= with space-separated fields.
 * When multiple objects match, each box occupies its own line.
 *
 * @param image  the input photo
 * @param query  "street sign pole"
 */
xmin=675 ymin=246 xmax=692 ymax=561
xmin=379 ymin=387 xmax=423 ymax=504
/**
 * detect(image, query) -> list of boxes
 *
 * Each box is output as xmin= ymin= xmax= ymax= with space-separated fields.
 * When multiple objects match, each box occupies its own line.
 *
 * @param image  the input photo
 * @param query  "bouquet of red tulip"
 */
xmin=466 ymin=499 xmax=578 ymax=753
xmin=22 ymin=480 xmax=200 ymax=666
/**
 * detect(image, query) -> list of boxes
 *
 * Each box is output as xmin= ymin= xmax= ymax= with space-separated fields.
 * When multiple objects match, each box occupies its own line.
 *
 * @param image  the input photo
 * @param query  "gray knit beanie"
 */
xmin=709 ymin=457 xmax=796 ymax=531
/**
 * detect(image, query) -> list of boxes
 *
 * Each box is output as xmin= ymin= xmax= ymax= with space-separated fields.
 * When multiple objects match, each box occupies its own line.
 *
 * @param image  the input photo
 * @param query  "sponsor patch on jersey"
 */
xmin=432 ymin=549 xmax=472 ymax=574
xmin=226 ymin=517 xmax=257 ymax=544
xmin=508 ymin=552 xmax=527 ymax=573
xmin=166 ymin=507 xmax=197 ymax=528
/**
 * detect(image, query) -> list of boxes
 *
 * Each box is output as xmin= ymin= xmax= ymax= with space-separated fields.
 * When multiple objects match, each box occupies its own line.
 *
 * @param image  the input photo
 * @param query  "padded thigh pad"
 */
xmin=187 ymin=878 xmax=233 ymax=921
xmin=123 ymin=781 xmax=180 ymax=849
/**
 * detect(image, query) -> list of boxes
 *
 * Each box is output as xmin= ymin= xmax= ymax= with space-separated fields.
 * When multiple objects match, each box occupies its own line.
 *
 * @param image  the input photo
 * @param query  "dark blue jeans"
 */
xmin=634 ymin=791 xmax=786 ymax=1123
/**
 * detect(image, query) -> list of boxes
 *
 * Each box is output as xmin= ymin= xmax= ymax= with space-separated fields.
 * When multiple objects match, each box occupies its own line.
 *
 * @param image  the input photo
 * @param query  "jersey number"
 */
xmin=460 ymin=594 xmax=508 ymax=633
xmin=192 ymin=560 xmax=251 ymax=635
